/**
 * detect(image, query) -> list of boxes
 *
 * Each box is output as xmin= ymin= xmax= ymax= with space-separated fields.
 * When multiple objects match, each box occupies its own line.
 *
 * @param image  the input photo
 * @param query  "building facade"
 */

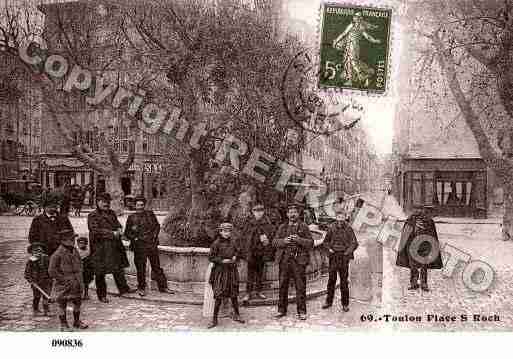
xmin=0 ymin=52 xmax=42 ymax=185
xmin=37 ymin=1 xmax=170 ymax=208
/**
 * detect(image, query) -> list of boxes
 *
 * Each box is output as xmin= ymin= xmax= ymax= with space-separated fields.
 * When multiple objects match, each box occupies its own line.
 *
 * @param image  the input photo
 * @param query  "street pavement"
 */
xmin=378 ymin=196 xmax=513 ymax=332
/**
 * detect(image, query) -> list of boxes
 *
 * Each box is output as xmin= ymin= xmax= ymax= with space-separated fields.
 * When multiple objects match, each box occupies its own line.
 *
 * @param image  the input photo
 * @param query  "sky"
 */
xmin=287 ymin=0 xmax=397 ymax=155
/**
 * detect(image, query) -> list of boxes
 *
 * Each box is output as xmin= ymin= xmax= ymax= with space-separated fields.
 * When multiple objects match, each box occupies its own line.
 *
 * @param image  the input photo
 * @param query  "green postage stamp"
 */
xmin=318 ymin=2 xmax=392 ymax=93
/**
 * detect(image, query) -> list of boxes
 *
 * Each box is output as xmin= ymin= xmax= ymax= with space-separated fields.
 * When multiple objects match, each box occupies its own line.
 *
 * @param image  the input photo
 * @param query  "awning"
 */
xmin=43 ymin=158 xmax=87 ymax=169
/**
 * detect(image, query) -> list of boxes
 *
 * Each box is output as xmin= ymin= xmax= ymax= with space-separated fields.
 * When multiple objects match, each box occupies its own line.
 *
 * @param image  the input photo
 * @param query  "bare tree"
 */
xmin=404 ymin=0 xmax=513 ymax=237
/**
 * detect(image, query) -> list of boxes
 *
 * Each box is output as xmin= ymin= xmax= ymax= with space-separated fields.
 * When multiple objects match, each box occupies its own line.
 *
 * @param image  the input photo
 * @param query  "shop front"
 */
xmin=400 ymin=158 xmax=488 ymax=218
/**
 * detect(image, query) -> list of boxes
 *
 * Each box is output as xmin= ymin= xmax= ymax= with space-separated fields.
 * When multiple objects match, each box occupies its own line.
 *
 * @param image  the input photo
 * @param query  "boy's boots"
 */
xmin=73 ymin=311 xmax=89 ymax=329
xmin=59 ymin=314 xmax=70 ymax=331
xmin=32 ymin=298 xmax=41 ymax=315
xmin=42 ymin=303 xmax=51 ymax=317
xmin=83 ymin=287 xmax=90 ymax=300
xmin=208 ymin=299 xmax=221 ymax=329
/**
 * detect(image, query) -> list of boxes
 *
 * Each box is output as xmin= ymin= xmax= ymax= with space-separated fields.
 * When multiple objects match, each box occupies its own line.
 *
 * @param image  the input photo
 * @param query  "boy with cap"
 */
xmin=49 ymin=230 xmax=88 ymax=331
xmin=322 ymin=204 xmax=359 ymax=312
xmin=24 ymin=242 xmax=52 ymax=316
xmin=241 ymin=202 xmax=275 ymax=305
xmin=207 ymin=222 xmax=245 ymax=329
xmin=273 ymin=203 xmax=314 ymax=320
xmin=76 ymin=236 xmax=94 ymax=300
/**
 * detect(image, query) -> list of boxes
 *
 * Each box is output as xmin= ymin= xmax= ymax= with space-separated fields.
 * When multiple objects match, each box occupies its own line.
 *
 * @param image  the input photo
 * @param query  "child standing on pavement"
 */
xmin=49 ymin=229 xmax=88 ymax=331
xmin=76 ymin=236 xmax=94 ymax=300
xmin=206 ymin=222 xmax=245 ymax=329
xmin=24 ymin=242 xmax=53 ymax=316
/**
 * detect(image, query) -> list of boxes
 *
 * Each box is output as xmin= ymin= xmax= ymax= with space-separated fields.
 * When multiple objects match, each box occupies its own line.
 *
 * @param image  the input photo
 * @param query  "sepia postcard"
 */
xmin=0 ymin=0 xmax=511 ymax=355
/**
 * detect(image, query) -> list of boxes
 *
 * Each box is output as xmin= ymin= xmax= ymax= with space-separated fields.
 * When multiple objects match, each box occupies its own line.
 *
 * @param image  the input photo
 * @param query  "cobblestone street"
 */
xmin=379 ymin=195 xmax=513 ymax=331
xmin=0 ymin=217 xmax=380 ymax=332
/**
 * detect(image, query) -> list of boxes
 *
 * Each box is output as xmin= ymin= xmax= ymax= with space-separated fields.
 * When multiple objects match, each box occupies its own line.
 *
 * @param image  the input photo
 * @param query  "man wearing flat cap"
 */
xmin=87 ymin=192 xmax=134 ymax=302
xmin=124 ymin=195 xmax=173 ymax=296
xmin=241 ymin=202 xmax=275 ymax=305
xmin=273 ymin=203 xmax=314 ymax=320
xmin=28 ymin=194 xmax=74 ymax=256
xmin=322 ymin=204 xmax=358 ymax=312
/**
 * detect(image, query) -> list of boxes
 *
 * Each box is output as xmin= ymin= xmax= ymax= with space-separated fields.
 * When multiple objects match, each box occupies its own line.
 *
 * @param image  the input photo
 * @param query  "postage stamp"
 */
xmin=318 ymin=2 xmax=392 ymax=93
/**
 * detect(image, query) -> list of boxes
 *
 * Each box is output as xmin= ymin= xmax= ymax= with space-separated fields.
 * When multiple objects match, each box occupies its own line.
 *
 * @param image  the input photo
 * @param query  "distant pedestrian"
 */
xmin=396 ymin=206 xmax=443 ymax=292
xmin=241 ymin=202 xmax=275 ymax=305
xmin=124 ymin=196 xmax=174 ymax=296
xmin=88 ymin=192 xmax=135 ymax=303
xmin=28 ymin=196 xmax=74 ymax=256
xmin=207 ymin=222 xmax=245 ymax=329
xmin=322 ymin=205 xmax=358 ymax=312
xmin=24 ymin=242 xmax=52 ymax=317
xmin=273 ymin=203 xmax=314 ymax=320
xmin=76 ymin=236 xmax=94 ymax=300
xmin=49 ymin=230 xmax=88 ymax=331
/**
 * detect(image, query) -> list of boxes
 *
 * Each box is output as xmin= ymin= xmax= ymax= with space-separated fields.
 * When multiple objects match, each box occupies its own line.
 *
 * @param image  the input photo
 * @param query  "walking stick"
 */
xmin=31 ymin=282 xmax=53 ymax=302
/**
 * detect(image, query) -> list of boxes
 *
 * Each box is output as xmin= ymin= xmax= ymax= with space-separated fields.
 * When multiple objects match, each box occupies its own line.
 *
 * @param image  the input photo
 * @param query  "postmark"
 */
xmin=318 ymin=2 xmax=392 ymax=93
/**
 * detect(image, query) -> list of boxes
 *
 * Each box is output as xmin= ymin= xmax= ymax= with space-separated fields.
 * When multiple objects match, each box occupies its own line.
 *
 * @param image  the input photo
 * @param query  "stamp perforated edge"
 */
xmin=315 ymin=0 xmax=401 ymax=98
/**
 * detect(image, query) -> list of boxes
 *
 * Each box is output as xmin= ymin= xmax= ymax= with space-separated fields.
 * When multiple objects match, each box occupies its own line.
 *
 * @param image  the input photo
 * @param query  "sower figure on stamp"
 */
xmin=49 ymin=230 xmax=88 ymax=331
xmin=241 ymin=202 xmax=275 ymax=305
xmin=88 ymin=193 xmax=135 ymax=303
xmin=273 ymin=203 xmax=314 ymax=320
xmin=124 ymin=196 xmax=174 ymax=296
xmin=76 ymin=236 xmax=94 ymax=300
xmin=207 ymin=222 xmax=245 ymax=329
xmin=396 ymin=206 xmax=443 ymax=292
xmin=28 ymin=196 xmax=74 ymax=257
xmin=322 ymin=205 xmax=358 ymax=312
xmin=24 ymin=242 xmax=52 ymax=317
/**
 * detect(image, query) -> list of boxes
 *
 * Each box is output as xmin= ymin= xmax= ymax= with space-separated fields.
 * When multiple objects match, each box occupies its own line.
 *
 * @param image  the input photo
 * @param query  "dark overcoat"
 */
xmin=241 ymin=216 xmax=276 ymax=262
xmin=87 ymin=209 xmax=129 ymax=275
xmin=28 ymin=214 xmax=74 ymax=256
xmin=208 ymin=235 xmax=241 ymax=299
xmin=24 ymin=254 xmax=52 ymax=293
xmin=48 ymin=244 xmax=84 ymax=301
xmin=124 ymin=210 xmax=160 ymax=251
xmin=396 ymin=213 xmax=443 ymax=269
xmin=273 ymin=221 xmax=314 ymax=266
xmin=323 ymin=220 xmax=359 ymax=270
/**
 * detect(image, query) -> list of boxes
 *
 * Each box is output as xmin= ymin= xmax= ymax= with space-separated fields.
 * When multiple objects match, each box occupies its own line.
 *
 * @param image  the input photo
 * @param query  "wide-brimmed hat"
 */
xmin=27 ymin=242 xmax=46 ymax=254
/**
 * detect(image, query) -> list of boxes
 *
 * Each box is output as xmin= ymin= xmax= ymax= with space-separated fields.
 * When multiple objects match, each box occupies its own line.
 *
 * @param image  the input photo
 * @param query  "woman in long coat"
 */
xmin=396 ymin=206 xmax=443 ymax=291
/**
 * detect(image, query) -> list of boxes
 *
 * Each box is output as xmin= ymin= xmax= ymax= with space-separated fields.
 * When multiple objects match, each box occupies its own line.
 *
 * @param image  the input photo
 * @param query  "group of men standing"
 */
xmin=240 ymin=202 xmax=359 ymax=320
xmin=28 ymin=192 xmax=172 ymax=308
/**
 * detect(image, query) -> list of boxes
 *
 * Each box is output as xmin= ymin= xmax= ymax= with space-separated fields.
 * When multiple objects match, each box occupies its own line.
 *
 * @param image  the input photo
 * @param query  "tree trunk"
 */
xmin=503 ymin=182 xmax=513 ymax=241
xmin=105 ymin=168 xmax=125 ymax=215
xmin=188 ymin=150 xmax=209 ymax=241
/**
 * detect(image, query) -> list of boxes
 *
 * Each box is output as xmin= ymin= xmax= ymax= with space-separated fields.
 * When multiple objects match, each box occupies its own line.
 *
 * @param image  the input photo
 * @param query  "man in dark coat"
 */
xmin=241 ymin=202 xmax=275 ymax=305
xmin=87 ymin=192 xmax=134 ymax=302
xmin=396 ymin=206 xmax=443 ymax=291
xmin=322 ymin=205 xmax=359 ymax=312
xmin=124 ymin=196 xmax=174 ymax=296
xmin=273 ymin=203 xmax=314 ymax=320
xmin=49 ymin=229 xmax=88 ymax=331
xmin=28 ymin=197 xmax=74 ymax=256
